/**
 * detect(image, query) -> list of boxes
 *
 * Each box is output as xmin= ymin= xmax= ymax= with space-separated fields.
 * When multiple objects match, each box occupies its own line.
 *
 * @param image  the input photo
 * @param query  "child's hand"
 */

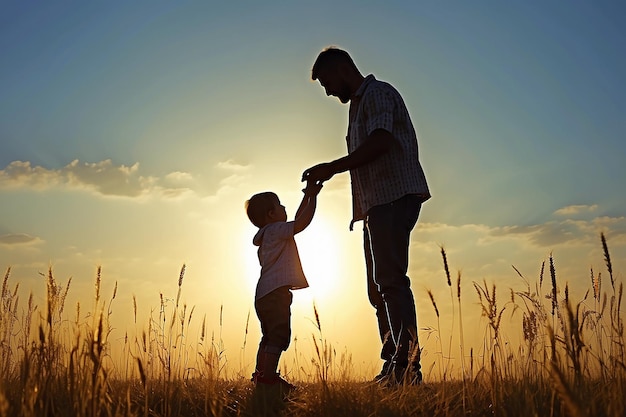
xmin=303 ymin=179 xmax=323 ymax=196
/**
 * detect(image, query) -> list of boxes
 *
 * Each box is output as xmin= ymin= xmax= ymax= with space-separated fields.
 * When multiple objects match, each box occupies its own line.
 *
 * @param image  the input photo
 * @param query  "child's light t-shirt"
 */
xmin=253 ymin=221 xmax=309 ymax=300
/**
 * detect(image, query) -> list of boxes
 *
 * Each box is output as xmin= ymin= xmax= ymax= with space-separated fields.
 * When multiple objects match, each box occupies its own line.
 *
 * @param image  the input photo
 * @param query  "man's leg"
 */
xmin=366 ymin=195 xmax=422 ymax=380
xmin=364 ymin=226 xmax=395 ymax=377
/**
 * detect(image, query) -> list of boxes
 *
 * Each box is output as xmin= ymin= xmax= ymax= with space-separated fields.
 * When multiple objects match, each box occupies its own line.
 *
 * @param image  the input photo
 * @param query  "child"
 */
xmin=245 ymin=180 xmax=323 ymax=394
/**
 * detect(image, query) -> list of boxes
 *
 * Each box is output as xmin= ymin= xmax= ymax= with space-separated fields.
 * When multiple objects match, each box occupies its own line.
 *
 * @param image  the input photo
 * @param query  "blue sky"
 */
xmin=1 ymin=1 xmax=625 ymax=376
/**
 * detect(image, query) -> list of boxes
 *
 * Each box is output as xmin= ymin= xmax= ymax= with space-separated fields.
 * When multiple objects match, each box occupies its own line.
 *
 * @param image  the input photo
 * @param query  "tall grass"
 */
xmin=0 ymin=232 xmax=624 ymax=416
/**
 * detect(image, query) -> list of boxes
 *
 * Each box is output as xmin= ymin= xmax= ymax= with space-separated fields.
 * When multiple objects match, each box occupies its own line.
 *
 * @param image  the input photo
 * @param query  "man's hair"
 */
xmin=311 ymin=47 xmax=359 ymax=81
xmin=245 ymin=192 xmax=279 ymax=228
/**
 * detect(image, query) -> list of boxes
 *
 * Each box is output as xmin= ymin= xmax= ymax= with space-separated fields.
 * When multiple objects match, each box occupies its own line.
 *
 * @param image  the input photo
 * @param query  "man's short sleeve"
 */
xmin=363 ymin=86 xmax=394 ymax=135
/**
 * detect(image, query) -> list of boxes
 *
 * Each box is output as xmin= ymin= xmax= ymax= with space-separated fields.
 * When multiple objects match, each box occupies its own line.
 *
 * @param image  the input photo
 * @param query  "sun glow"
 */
xmin=296 ymin=216 xmax=342 ymax=300
xmin=241 ymin=213 xmax=347 ymax=301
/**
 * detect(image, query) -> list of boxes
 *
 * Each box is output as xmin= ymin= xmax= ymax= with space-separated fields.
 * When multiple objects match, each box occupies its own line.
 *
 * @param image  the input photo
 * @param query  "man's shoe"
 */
xmin=402 ymin=366 xmax=423 ymax=385
xmin=373 ymin=360 xmax=393 ymax=382
xmin=377 ymin=364 xmax=423 ymax=387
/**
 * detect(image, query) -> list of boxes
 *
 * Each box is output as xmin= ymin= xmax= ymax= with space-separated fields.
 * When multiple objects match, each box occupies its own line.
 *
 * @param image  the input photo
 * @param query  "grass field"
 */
xmin=0 ymin=233 xmax=624 ymax=416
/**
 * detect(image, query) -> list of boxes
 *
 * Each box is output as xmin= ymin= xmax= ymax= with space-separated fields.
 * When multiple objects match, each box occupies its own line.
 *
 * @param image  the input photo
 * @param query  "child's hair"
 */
xmin=245 ymin=192 xmax=279 ymax=228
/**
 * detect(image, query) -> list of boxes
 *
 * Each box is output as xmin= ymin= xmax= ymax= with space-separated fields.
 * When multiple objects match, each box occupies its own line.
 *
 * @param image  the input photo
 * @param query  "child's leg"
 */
xmin=254 ymin=344 xmax=281 ymax=375
xmin=253 ymin=287 xmax=293 ymax=384
xmin=259 ymin=348 xmax=281 ymax=377
xmin=254 ymin=345 xmax=265 ymax=375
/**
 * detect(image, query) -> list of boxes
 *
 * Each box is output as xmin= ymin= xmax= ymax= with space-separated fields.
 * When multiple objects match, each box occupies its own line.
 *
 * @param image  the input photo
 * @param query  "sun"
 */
xmin=295 ymin=215 xmax=342 ymax=299
xmin=241 ymin=211 xmax=355 ymax=306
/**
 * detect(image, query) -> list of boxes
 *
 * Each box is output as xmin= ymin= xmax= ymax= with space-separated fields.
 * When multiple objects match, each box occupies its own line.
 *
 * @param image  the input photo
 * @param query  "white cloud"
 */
xmin=417 ymin=215 xmax=626 ymax=249
xmin=0 ymin=161 xmax=62 ymax=188
xmin=216 ymin=159 xmax=250 ymax=171
xmin=0 ymin=233 xmax=43 ymax=246
xmin=409 ymin=215 xmax=626 ymax=307
xmin=554 ymin=204 xmax=598 ymax=216
xmin=488 ymin=217 xmax=626 ymax=247
xmin=165 ymin=171 xmax=194 ymax=183
xmin=0 ymin=160 xmax=210 ymax=199
xmin=64 ymin=159 xmax=144 ymax=197
xmin=199 ymin=159 xmax=253 ymax=199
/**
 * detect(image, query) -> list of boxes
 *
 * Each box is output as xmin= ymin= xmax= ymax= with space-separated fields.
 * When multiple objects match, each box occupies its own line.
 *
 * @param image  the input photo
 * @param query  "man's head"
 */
xmin=245 ymin=192 xmax=286 ymax=228
xmin=312 ymin=47 xmax=362 ymax=104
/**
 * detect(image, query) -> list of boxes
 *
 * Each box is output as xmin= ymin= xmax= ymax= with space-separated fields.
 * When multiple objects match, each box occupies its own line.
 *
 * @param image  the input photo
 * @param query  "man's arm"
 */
xmin=302 ymin=129 xmax=397 ymax=183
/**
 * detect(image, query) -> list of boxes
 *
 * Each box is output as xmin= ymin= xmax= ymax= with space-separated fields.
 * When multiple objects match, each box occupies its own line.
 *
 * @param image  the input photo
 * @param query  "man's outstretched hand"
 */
xmin=302 ymin=162 xmax=335 ymax=184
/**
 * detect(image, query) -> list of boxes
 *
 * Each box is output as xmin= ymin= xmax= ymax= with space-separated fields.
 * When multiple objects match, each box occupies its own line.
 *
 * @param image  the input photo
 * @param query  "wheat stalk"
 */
xmin=601 ymin=232 xmax=614 ymax=292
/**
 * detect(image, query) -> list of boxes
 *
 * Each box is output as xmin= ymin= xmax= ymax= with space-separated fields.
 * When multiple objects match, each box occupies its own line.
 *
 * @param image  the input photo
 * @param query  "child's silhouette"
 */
xmin=245 ymin=180 xmax=322 ymax=395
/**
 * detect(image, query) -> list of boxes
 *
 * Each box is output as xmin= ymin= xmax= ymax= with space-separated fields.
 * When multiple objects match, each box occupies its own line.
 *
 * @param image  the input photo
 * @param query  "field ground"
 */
xmin=1 ymin=234 xmax=624 ymax=416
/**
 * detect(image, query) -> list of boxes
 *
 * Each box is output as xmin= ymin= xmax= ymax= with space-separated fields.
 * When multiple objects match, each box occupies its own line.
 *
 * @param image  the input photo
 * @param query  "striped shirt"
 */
xmin=347 ymin=74 xmax=430 ymax=227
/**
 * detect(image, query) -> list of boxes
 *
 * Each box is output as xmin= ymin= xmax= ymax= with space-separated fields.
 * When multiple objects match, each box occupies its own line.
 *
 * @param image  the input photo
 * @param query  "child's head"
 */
xmin=245 ymin=192 xmax=284 ymax=228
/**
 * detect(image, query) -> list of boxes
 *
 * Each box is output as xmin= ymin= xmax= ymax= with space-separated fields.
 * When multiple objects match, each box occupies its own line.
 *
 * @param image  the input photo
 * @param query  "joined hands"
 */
xmin=302 ymin=178 xmax=323 ymax=196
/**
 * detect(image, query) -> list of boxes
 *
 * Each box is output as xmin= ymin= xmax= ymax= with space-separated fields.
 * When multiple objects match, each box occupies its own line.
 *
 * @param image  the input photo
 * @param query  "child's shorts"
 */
xmin=255 ymin=286 xmax=293 ymax=353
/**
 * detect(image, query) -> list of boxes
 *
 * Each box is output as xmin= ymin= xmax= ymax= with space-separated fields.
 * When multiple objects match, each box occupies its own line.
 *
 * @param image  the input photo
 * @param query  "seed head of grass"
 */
xmin=550 ymin=253 xmax=558 ymax=316
xmin=591 ymin=268 xmax=601 ymax=301
xmin=427 ymin=289 xmax=440 ymax=318
xmin=95 ymin=266 xmax=101 ymax=303
xmin=601 ymin=232 xmax=614 ymax=291
xmin=187 ymin=305 xmax=195 ymax=328
xmin=1 ymin=267 xmax=9 ymax=299
xmin=523 ymin=311 xmax=538 ymax=343
xmin=440 ymin=246 xmax=451 ymax=287
xmin=178 ymin=264 xmax=186 ymax=288
xmin=313 ymin=302 xmax=322 ymax=333
xmin=59 ymin=276 xmax=71 ymax=318
xmin=474 ymin=280 xmax=505 ymax=340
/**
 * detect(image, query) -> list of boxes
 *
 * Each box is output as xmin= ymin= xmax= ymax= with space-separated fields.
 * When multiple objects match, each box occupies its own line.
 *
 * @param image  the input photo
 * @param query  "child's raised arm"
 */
xmin=294 ymin=180 xmax=322 ymax=234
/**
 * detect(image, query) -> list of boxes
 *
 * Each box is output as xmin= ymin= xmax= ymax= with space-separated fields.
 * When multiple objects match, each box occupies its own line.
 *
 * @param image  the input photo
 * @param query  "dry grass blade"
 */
xmin=550 ymin=363 xmax=586 ymax=417
xmin=0 ymin=236 xmax=623 ymax=416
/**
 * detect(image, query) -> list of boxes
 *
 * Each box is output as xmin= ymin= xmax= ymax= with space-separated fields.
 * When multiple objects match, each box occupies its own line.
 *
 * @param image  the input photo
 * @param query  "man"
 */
xmin=302 ymin=47 xmax=430 ymax=385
